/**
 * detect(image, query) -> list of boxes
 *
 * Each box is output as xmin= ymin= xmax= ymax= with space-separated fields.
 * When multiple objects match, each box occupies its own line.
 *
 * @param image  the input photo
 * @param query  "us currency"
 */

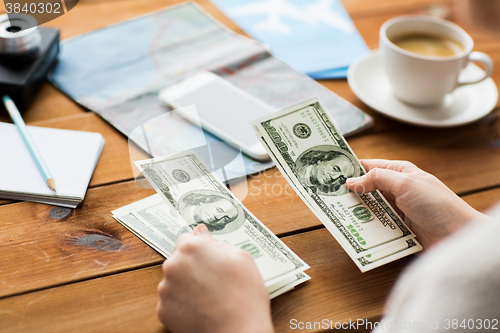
xmin=135 ymin=151 xmax=309 ymax=286
xmin=130 ymin=195 xmax=190 ymax=248
xmin=112 ymin=194 xmax=175 ymax=257
xmin=269 ymin=272 xmax=311 ymax=299
xmin=252 ymin=98 xmax=422 ymax=272
xmin=112 ymin=193 xmax=310 ymax=298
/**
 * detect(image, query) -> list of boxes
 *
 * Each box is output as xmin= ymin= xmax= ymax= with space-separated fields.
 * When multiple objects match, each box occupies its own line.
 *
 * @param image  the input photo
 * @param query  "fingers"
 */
xmin=359 ymin=159 xmax=393 ymax=171
xmin=350 ymin=160 xmax=423 ymax=195
xmin=157 ymin=274 xmax=168 ymax=295
xmin=193 ymin=224 xmax=210 ymax=235
xmin=157 ymin=272 xmax=172 ymax=327
xmin=174 ymin=225 xmax=220 ymax=259
xmin=156 ymin=300 xmax=169 ymax=328
xmin=360 ymin=159 xmax=420 ymax=173
xmin=176 ymin=225 xmax=212 ymax=246
xmin=346 ymin=167 xmax=411 ymax=196
xmin=175 ymin=233 xmax=203 ymax=255
xmin=380 ymin=190 xmax=404 ymax=219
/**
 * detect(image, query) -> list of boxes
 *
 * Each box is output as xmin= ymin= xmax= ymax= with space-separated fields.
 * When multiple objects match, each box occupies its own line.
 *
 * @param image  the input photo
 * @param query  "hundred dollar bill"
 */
xmin=130 ymin=195 xmax=191 ymax=248
xmin=112 ymin=194 xmax=176 ymax=258
xmin=269 ymin=272 xmax=311 ymax=299
xmin=135 ymin=151 xmax=309 ymax=286
xmin=252 ymin=98 xmax=422 ymax=271
xmin=112 ymin=194 xmax=309 ymax=297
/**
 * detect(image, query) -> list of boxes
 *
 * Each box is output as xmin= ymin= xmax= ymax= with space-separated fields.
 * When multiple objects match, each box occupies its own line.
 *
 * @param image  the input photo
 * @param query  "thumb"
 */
xmin=346 ymin=168 xmax=406 ymax=195
xmin=193 ymin=224 xmax=212 ymax=237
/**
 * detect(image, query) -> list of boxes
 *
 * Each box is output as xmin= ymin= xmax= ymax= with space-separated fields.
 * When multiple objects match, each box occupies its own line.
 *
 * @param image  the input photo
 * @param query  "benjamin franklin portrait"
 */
xmin=178 ymin=190 xmax=245 ymax=234
xmin=295 ymin=145 xmax=359 ymax=196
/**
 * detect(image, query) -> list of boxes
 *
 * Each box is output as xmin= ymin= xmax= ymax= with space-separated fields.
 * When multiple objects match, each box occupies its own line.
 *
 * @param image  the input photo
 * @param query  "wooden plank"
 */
xmin=462 ymin=187 xmax=500 ymax=213
xmin=343 ymin=0 xmax=454 ymax=17
xmin=0 ymin=199 xmax=14 ymax=206
xmin=1 ymin=186 xmax=497 ymax=332
xmin=0 ymin=181 xmax=160 ymax=299
xmin=451 ymin=0 xmax=500 ymax=45
xmin=347 ymin=0 xmax=500 ymax=53
xmin=0 ymin=228 xmax=411 ymax=333
xmin=0 ymin=84 xmax=84 ymax=124
xmin=0 ymin=266 xmax=164 ymax=333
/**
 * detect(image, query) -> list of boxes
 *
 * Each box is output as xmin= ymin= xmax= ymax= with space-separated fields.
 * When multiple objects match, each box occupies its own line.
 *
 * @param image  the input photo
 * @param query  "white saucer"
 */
xmin=347 ymin=50 xmax=498 ymax=127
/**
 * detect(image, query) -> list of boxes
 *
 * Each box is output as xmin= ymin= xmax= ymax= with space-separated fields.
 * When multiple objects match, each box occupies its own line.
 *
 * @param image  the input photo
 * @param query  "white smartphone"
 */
xmin=159 ymin=71 xmax=275 ymax=161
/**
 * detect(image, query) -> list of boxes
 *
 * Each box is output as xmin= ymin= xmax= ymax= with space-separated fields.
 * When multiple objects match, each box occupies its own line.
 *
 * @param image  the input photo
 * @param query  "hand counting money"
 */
xmin=112 ymin=97 xmax=421 ymax=299
xmin=251 ymin=98 xmax=422 ymax=272
xmin=112 ymin=151 xmax=310 ymax=297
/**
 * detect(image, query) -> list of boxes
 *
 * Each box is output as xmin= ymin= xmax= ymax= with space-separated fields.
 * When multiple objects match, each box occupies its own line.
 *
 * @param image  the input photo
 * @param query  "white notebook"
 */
xmin=0 ymin=122 xmax=105 ymax=208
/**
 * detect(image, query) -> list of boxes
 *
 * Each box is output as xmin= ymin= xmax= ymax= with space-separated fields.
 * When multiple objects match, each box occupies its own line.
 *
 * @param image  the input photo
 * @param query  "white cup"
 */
xmin=380 ymin=15 xmax=493 ymax=106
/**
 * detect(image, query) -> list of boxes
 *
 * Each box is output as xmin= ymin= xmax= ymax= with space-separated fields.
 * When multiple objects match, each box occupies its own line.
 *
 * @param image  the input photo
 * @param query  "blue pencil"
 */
xmin=3 ymin=95 xmax=57 ymax=192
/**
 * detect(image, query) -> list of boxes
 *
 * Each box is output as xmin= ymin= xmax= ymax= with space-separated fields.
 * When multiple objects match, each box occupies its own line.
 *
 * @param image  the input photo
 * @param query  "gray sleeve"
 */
xmin=373 ymin=205 xmax=500 ymax=333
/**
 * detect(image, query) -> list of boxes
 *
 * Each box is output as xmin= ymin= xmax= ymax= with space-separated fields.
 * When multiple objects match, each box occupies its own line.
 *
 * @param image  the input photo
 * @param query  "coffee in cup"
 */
xmin=391 ymin=34 xmax=464 ymax=58
xmin=380 ymin=16 xmax=493 ymax=106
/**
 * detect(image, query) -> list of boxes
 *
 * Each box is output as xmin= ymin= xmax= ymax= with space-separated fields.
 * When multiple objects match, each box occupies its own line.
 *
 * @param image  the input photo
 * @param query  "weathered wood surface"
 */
xmin=0 ymin=85 xmax=84 ymax=124
xmin=462 ymin=187 xmax=500 ymax=212
xmin=2 ymin=176 xmax=497 ymax=302
xmin=1 ymin=189 xmax=497 ymax=332
xmin=0 ymin=265 xmax=165 ymax=333
xmin=0 ymin=228 xmax=411 ymax=333
xmin=0 ymin=181 xmax=160 ymax=299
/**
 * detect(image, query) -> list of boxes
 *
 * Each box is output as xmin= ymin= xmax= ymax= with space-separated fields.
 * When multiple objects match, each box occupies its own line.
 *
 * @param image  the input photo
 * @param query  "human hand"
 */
xmin=346 ymin=159 xmax=486 ymax=249
xmin=157 ymin=224 xmax=274 ymax=333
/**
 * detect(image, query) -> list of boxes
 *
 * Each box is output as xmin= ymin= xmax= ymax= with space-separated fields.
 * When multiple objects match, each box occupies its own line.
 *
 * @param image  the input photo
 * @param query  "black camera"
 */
xmin=0 ymin=14 xmax=59 ymax=111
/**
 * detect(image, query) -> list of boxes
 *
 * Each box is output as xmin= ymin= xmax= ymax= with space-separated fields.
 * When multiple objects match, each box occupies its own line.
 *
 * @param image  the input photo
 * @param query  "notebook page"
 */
xmin=0 ymin=123 xmax=104 ymax=199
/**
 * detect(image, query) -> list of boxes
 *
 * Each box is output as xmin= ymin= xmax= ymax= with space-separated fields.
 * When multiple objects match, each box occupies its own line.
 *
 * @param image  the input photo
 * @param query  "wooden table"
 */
xmin=1 ymin=0 xmax=499 ymax=332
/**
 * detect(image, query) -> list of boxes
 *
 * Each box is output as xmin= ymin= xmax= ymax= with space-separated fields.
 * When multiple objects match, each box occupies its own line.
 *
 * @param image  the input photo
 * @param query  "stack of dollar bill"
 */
xmin=112 ymin=151 xmax=310 ymax=299
xmin=251 ymin=98 xmax=422 ymax=272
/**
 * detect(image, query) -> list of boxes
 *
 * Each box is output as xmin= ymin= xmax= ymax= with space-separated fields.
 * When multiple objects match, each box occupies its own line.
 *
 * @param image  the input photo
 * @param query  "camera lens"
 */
xmin=0 ymin=14 xmax=41 ymax=64
xmin=6 ymin=26 xmax=22 ymax=33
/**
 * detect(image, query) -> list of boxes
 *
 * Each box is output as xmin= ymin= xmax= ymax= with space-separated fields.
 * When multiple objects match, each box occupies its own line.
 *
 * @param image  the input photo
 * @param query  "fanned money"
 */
xmin=112 ymin=195 xmax=175 ymax=258
xmin=252 ymin=98 xmax=422 ymax=272
xmin=113 ymin=152 xmax=310 ymax=298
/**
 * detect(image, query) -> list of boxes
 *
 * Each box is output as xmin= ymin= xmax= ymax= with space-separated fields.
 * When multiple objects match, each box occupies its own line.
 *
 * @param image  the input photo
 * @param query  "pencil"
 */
xmin=3 ymin=95 xmax=57 ymax=192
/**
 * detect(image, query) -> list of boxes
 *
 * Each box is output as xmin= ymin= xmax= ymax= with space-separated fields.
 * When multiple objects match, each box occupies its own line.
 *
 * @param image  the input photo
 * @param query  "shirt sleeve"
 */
xmin=372 ymin=205 xmax=500 ymax=333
